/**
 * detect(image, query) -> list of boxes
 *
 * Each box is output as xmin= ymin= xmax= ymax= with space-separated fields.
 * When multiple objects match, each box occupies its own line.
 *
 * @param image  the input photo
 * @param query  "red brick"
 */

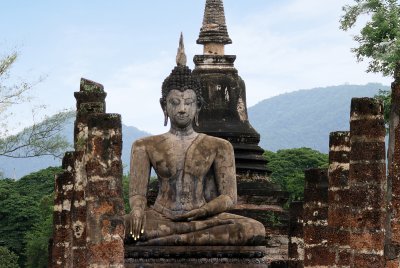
xmin=350 ymin=231 xmax=385 ymax=251
xmin=352 ymin=253 xmax=385 ymax=268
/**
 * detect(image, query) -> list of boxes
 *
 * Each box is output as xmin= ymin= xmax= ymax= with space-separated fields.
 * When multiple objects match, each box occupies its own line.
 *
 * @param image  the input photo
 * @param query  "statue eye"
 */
xmin=184 ymin=99 xmax=195 ymax=105
xmin=169 ymin=98 xmax=180 ymax=105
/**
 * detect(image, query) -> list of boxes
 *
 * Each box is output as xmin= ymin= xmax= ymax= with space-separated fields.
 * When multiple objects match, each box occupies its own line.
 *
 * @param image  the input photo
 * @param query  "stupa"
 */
xmin=193 ymin=0 xmax=269 ymax=176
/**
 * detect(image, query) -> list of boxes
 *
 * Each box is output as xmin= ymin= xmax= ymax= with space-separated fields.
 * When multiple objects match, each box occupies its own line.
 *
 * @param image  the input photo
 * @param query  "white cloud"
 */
xmin=225 ymin=0 xmax=391 ymax=106
xmin=4 ymin=0 xmax=393 ymax=134
xmin=105 ymin=56 xmax=173 ymax=134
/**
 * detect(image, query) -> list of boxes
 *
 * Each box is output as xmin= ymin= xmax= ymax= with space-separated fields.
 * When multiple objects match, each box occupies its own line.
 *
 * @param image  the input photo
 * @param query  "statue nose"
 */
xmin=178 ymin=104 xmax=186 ymax=113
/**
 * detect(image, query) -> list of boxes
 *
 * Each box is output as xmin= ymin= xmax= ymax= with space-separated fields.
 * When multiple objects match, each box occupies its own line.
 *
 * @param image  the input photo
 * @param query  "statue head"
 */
xmin=160 ymin=33 xmax=203 ymax=127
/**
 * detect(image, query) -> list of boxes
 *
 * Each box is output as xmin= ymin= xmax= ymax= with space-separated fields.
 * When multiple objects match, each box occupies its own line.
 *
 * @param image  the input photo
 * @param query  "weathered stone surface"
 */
xmin=193 ymin=1 xmax=269 ymax=176
xmin=125 ymin=245 xmax=266 ymax=258
xmin=302 ymin=168 xmax=329 ymax=268
xmin=70 ymin=151 xmax=87 ymax=268
xmin=51 ymin=152 xmax=74 ymax=268
xmin=125 ymin=257 xmax=269 ymax=268
xmin=86 ymin=114 xmax=124 ymax=267
xmin=193 ymin=3 xmax=289 ymax=263
xmin=50 ymin=79 xmax=125 ymax=267
xmin=349 ymin=98 xmax=386 ymax=268
xmin=193 ymin=62 xmax=269 ymax=175
xmin=197 ymin=0 xmax=232 ymax=45
xmin=74 ymin=78 xmax=106 ymax=151
xmin=288 ymin=201 xmax=304 ymax=264
xmin=387 ymin=65 xmax=400 ymax=266
xmin=124 ymin=39 xmax=267 ymax=267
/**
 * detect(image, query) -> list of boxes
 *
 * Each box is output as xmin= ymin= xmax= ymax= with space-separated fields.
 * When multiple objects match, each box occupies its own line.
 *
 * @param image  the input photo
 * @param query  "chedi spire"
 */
xmin=197 ymin=0 xmax=232 ymax=45
xmin=176 ymin=32 xmax=187 ymax=66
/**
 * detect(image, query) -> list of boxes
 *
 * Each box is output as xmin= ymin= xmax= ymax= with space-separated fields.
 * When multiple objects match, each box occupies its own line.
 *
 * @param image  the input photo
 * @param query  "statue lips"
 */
xmin=177 ymin=114 xmax=189 ymax=121
xmin=174 ymin=113 xmax=191 ymax=126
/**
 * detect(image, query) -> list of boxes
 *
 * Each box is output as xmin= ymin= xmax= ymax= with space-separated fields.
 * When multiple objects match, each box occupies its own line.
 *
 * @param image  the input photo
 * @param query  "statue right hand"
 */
xmin=128 ymin=208 xmax=146 ymax=241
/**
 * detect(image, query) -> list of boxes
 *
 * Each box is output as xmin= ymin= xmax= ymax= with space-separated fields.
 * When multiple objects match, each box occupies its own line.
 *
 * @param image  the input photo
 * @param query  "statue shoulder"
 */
xmin=132 ymin=134 xmax=167 ymax=149
xmin=200 ymin=134 xmax=234 ymax=152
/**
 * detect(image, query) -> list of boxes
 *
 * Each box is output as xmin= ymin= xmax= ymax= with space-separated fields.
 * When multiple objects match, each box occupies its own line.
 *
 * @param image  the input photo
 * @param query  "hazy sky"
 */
xmin=1 ymin=0 xmax=392 ymax=134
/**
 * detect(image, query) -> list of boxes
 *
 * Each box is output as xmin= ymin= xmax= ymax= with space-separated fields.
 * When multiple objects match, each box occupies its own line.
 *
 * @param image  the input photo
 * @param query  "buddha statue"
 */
xmin=124 ymin=34 xmax=266 ymax=246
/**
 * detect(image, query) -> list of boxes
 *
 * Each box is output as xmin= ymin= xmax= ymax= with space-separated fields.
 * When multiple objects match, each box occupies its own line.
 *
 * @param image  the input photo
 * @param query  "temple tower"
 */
xmin=193 ymin=0 xmax=269 ymax=175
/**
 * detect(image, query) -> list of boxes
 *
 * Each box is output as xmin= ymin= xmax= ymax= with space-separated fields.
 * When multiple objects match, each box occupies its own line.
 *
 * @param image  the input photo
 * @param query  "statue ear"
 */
xmin=195 ymin=100 xmax=202 ymax=127
xmin=195 ymin=109 xmax=200 ymax=127
xmin=160 ymin=98 xmax=168 ymax=126
xmin=163 ymin=111 xmax=168 ymax=127
xmin=195 ymin=113 xmax=199 ymax=127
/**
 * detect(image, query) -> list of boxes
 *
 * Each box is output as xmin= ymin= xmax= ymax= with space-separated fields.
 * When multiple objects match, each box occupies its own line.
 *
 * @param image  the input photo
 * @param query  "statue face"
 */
xmin=166 ymin=89 xmax=198 ymax=129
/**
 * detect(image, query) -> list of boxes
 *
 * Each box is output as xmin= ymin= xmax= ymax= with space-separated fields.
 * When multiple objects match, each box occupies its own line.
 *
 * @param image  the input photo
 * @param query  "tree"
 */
xmin=340 ymin=0 xmax=400 ymax=77
xmin=340 ymin=0 xmax=400 ymax=191
xmin=0 ymin=52 xmax=70 ymax=159
xmin=0 ymin=246 xmax=19 ymax=268
xmin=0 ymin=167 xmax=62 ymax=267
xmin=264 ymin=148 xmax=328 ymax=202
xmin=374 ymin=88 xmax=391 ymax=128
xmin=25 ymin=194 xmax=54 ymax=268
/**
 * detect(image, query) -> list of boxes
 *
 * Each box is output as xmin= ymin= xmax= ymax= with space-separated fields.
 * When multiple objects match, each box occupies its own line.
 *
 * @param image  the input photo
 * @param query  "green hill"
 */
xmin=248 ymin=83 xmax=389 ymax=153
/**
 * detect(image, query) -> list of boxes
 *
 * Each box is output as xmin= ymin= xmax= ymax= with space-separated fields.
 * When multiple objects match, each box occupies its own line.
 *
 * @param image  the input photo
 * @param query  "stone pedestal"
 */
xmin=125 ymin=246 xmax=268 ymax=268
xmin=232 ymin=176 xmax=289 ymax=261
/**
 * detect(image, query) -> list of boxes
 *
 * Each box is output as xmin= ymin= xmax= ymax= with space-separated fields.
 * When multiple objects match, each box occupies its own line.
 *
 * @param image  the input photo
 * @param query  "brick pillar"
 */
xmin=51 ymin=152 xmax=74 ymax=267
xmin=328 ymin=131 xmax=351 ymax=267
xmin=85 ymin=114 xmax=125 ymax=267
xmin=349 ymin=98 xmax=386 ymax=268
xmin=70 ymin=78 xmax=107 ymax=268
xmin=70 ymin=151 xmax=87 ymax=268
xmin=288 ymin=201 xmax=304 ymax=268
xmin=303 ymin=168 xmax=332 ymax=267
xmin=387 ymin=66 xmax=400 ymax=267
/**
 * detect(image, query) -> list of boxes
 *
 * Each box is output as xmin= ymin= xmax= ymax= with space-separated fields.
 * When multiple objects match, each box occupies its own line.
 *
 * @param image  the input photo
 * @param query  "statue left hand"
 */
xmin=174 ymin=208 xmax=207 ymax=221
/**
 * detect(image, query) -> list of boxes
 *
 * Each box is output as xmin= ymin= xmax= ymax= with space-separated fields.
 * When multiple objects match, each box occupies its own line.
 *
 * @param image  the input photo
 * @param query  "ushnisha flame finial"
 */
xmin=176 ymin=32 xmax=187 ymax=66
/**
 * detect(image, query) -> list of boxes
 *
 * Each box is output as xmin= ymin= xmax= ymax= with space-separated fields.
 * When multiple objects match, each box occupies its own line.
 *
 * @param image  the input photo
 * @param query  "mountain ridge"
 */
xmin=0 ymin=115 xmax=150 ymax=179
xmin=1 ymin=83 xmax=390 ymax=178
xmin=248 ymin=83 xmax=389 ymax=153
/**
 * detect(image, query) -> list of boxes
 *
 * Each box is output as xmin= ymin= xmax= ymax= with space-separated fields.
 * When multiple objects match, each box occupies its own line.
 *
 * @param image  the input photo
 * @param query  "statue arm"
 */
xmin=129 ymin=139 xmax=151 ymax=211
xmin=202 ymin=139 xmax=237 ymax=216
xmin=175 ymin=139 xmax=237 ymax=222
xmin=127 ymin=140 xmax=151 ymax=239
xmin=176 ymin=140 xmax=237 ymax=221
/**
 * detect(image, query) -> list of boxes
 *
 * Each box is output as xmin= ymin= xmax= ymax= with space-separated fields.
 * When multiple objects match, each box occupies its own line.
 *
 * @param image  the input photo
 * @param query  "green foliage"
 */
xmin=0 ymin=246 xmax=19 ymax=268
xmin=0 ymin=180 xmax=39 ymax=266
xmin=16 ymin=167 xmax=62 ymax=201
xmin=264 ymin=148 xmax=328 ymax=202
xmin=122 ymin=174 xmax=130 ymax=213
xmin=24 ymin=194 xmax=53 ymax=268
xmin=0 ymin=166 xmax=61 ymax=267
xmin=374 ymin=89 xmax=391 ymax=129
xmin=340 ymin=0 xmax=400 ymax=77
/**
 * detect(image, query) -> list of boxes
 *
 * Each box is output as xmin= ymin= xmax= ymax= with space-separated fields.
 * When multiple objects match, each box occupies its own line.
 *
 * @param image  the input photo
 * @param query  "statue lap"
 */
xmin=128 ymin=209 xmax=265 ymax=246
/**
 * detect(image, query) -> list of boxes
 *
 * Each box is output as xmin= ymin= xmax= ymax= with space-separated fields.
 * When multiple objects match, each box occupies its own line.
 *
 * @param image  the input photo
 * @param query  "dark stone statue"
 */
xmin=124 ymin=34 xmax=265 ymax=247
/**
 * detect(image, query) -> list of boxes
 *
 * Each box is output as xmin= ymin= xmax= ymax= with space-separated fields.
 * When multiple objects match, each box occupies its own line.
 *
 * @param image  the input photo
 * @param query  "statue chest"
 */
xmin=148 ymin=136 xmax=216 ymax=179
